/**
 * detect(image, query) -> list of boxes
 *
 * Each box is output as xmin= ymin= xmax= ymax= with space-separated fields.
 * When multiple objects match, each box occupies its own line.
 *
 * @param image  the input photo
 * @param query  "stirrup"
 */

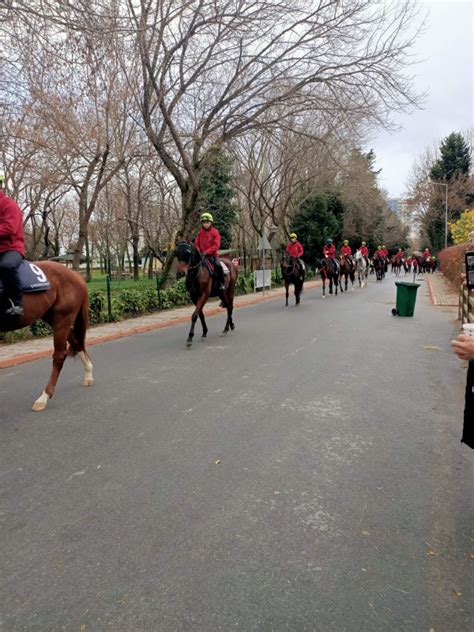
xmin=4 ymin=299 xmax=23 ymax=317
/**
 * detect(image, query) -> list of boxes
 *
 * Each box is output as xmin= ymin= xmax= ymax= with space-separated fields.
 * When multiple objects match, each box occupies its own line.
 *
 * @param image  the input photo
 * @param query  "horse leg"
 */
xmin=65 ymin=304 xmax=94 ymax=387
xmin=78 ymin=351 xmax=94 ymax=387
xmin=295 ymin=280 xmax=302 ymax=305
xmin=33 ymin=321 xmax=71 ymax=411
xmin=222 ymin=290 xmax=235 ymax=335
xmin=187 ymin=294 xmax=207 ymax=348
xmin=199 ymin=311 xmax=208 ymax=340
xmin=285 ymin=281 xmax=289 ymax=307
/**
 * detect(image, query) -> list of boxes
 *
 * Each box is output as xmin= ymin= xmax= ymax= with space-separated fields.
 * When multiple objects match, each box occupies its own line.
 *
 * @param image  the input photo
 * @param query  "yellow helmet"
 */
xmin=361 ymin=241 xmax=366 ymax=246
xmin=378 ymin=245 xmax=382 ymax=249
xmin=343 ymin=240 xmax=349 ymax=245
xmin=382 ymin=245 xmax=386 ymax=249
xmin=289 ymin=232 xmax=297 ymax=239
xmin=200 ymin=212 xmax=214 ymax=222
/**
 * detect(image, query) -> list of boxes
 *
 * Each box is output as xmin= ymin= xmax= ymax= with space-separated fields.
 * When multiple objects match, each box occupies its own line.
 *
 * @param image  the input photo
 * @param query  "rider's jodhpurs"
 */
xmin=0 ymin=250 xmax=23 ymax=305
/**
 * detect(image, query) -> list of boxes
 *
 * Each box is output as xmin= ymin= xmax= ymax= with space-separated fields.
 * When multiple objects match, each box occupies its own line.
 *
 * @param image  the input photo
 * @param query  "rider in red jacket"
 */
xmin=194 ymin=212 xmax=225 ymax=290
xmin=340 ymin=239 xmax=354 ymax=269
xmin=323 ymin=238 xmax=339 ymax=274
xmin=359 ymin=242 xmax=369 ymax=258
xmin=286 ymin=232 xmax=305 ymax=270
xmin=340 ymin=240 xmax=352 ymax=257
xmin=395 ymin=248 xmax=404 ymax=259
xmin=0 ymin=174 xmax=25 ymax=316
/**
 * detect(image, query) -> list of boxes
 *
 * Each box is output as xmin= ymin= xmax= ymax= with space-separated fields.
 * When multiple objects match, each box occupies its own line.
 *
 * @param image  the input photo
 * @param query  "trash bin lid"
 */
xmin=395 ymin=282 xmax=420 ymax=288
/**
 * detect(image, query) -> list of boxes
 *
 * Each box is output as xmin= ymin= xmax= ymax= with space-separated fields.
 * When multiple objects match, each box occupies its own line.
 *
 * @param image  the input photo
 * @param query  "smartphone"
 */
xmin=465 ymin=251 xmax=474 ymax=289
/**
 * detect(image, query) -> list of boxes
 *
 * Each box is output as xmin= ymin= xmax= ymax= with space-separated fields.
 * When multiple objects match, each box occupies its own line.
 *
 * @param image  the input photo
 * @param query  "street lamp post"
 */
xmin=429 ymin=181 xmax=448 ymax=250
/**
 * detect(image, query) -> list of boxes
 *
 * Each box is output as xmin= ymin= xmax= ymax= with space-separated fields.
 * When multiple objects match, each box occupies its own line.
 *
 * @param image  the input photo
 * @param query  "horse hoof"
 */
xmin=186 ymin=341 xmax=193 ymax=348
xmin=391 ymin=308 xmax=398 ymax=316
xmin=221 ymin=331 xmax=228 ymax=337
xmin=82 ymin=378 xmax=94 ymax=387
xmin=32 ymin=400 xmax=48 ymax=412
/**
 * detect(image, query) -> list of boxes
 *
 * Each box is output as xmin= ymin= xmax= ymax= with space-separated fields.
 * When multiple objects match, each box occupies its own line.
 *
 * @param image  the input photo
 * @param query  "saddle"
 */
xmin=202 ymin=257 xmax=229 ymax=296
xmin=0 ymin=260 xmax=51 ymax=297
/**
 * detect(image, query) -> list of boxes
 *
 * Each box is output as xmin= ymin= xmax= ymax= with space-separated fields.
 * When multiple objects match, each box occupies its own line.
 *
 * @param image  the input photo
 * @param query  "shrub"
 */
xmin=115 ymin=288 xmax=150 ymax=316
xmin=30 ymin=319 xmax=53 ymax=337
xmin=89 ymin=290 xmax=107 ymax=324
xmin=438 ymin=243 xmax=473 ymax=285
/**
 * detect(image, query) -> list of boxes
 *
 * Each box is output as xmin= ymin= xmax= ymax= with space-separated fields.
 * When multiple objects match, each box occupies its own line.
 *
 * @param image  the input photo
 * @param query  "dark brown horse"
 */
xmin=315 ymin=257 xmax=339 ymax=297
xmin=280 ymin=251 xmax=305 ymax=307
xmin=372 ymin=252 xmax=385 ymax=281
xmin=176 ymin=242 xmax=238 ymax=348
xmin=338 ymin=254 xmax=355 ymax=292
xmin=0 ymin=261 xmax=93 ymax=411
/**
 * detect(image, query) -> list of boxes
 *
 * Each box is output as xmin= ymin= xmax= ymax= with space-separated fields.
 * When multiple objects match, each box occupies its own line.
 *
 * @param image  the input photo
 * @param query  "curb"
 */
xmin=426 ymin=277 xmax=438 ymax=306
xmin=0 ymin=280 xmax=322 ymax=369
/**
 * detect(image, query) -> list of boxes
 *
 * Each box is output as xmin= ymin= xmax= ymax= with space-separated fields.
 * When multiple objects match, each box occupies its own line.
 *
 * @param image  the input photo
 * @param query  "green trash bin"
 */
xmin=393 ymin=281 xmax=420 ymax=317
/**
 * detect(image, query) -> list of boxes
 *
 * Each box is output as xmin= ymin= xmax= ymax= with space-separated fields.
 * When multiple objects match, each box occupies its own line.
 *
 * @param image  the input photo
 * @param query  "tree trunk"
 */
xmin=132 ymin=234 xmax=140 ymax=280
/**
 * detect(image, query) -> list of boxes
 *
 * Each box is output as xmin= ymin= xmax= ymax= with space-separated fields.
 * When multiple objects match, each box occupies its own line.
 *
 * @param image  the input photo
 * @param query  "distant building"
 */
xmin=388 ymin=198 xmax=410 ymax=226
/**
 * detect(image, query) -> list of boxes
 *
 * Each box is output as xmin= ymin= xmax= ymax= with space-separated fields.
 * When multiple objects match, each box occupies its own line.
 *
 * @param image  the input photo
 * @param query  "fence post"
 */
xmin=106 ymin=274 xmax=113 ymax=321
xmin=156 ymin=274 xmax=162 ymax=309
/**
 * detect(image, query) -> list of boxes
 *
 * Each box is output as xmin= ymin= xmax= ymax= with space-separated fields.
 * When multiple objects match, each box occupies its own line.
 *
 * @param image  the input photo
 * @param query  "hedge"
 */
xmin=438 ymin=243 xmax=474 ymax=286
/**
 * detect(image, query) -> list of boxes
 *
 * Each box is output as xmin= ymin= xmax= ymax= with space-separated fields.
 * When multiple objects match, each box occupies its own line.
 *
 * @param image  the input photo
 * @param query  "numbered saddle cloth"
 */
xmin=0 ymin=260 xmax=51 ymax=295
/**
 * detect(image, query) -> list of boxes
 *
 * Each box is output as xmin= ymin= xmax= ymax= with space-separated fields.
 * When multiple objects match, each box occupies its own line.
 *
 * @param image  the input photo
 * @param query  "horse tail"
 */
xmin=68 ymin=292 xmax=89 ymax=356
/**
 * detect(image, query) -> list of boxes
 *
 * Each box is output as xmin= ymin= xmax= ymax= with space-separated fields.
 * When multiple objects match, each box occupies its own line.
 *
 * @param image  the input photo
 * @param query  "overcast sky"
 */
xmin=370 ymin=0 xmax=473 ymax=199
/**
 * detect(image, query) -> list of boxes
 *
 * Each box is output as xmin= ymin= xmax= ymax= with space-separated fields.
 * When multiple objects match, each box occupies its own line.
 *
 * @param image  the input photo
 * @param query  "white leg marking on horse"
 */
xmin=32 ymin=390 xmax=50 ymax=412
xmin=79 ymin=351 xmax=94 ymax=387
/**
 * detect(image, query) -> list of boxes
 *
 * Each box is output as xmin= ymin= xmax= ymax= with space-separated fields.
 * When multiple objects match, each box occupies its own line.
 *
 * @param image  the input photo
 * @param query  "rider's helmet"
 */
xmin=382 ymin=245 xmax=386 ymax=249
xmin=0 ymin=171 xmax=5 ymax=190
xmin=200 ymin=212 xmax=214 ymax=223
xmin=326 ymin=238 xmax=333 ymax=245
xmin=343 ymin=240 xmax=349 ymax=245
xmin=398 ymin=247 xmax=402 ymax=251
xmin=378 ymin=245 xmax=382 ymax=249
xmin=361 ymin=241 xmax=366 ymax=246
xmin=289 ymin=232 xmax=297 ymax=239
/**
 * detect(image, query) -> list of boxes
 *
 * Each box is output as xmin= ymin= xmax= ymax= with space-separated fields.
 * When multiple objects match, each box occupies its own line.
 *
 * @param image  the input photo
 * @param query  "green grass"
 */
xmin=86 ymin=274 xmax=158 ymax=294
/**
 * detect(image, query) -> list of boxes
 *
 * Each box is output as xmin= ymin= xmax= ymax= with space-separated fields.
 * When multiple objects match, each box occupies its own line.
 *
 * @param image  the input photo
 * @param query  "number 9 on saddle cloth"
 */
xmin=0 ymin=261 xmax=51 ymax=315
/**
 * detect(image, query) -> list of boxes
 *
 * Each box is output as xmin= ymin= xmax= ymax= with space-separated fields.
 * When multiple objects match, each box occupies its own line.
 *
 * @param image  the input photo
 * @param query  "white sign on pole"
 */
xmin=254 ymin=270 xmax=272 ymax=290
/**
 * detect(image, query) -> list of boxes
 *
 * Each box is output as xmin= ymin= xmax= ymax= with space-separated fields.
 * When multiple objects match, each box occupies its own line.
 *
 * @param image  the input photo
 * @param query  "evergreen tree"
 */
xmin=430 ymin=132 xmax=471 ymax=182
xmin=422 ymin=132 xmax=471 ymax=250
xmin=291 ymin=188 xmax=344 ymax=265
xmin=196 ymin=147 xmax=238 ymax=249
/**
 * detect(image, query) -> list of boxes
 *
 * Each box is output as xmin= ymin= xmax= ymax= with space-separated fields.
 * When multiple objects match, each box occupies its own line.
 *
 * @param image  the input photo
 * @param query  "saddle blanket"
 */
xmin=221 ymin=261 xmax=229 ymax=275
xmin=0 ymin=260 xmax=51 ymax=295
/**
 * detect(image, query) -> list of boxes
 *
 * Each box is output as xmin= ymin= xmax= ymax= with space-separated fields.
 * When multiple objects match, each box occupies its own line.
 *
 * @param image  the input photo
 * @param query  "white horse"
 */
xmin=355 ymin=250 xmax=369 ymax=288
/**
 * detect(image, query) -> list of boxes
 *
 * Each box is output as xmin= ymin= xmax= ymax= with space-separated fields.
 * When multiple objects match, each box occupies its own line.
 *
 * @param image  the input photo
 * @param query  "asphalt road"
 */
xmin=1 ymin=275 xmax=472 ymax=631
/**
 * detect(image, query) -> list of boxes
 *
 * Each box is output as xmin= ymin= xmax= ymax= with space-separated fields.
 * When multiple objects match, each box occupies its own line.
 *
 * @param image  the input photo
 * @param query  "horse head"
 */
xmin=280 ymin=251 xmax=293 ymax=270
xmin=175 ymin=241 xmax=195 ymax=274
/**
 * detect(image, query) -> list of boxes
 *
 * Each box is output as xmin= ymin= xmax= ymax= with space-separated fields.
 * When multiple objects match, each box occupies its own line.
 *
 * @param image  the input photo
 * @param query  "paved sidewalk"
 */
xmin=0 ymin=280 xmax=321 ymax=369
xmin=425 ymin=272 xmax=458 ymax=306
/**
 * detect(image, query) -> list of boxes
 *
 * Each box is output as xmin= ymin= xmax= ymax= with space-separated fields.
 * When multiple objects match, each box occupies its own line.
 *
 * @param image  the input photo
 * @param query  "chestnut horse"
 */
xmin=175 ymin=242 xmax=238 ymax=348
xmin=280 ymin=251 xmax=305 ymax=307
xmin=0 ymin=261 xmax=93 ymax=411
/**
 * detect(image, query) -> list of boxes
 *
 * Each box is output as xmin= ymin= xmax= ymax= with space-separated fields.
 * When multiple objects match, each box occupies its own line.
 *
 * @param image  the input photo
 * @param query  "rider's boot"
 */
xmin=4 ymin=298 xmax=23 ymax=317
